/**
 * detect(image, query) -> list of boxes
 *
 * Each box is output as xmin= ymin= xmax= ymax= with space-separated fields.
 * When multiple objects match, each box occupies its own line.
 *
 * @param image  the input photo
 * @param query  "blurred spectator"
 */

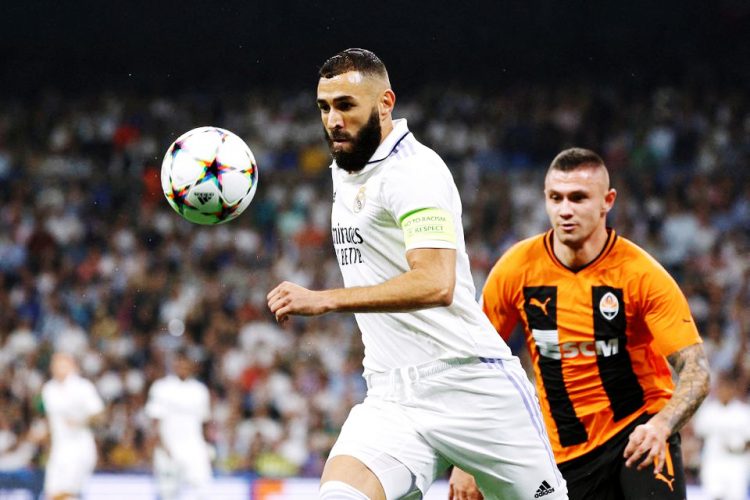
xmin=693 ymin=372 xmax=750 ymax=500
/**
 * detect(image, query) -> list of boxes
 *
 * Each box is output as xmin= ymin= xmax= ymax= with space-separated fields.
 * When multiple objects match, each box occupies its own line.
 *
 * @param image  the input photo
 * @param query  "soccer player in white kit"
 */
xmin=267 ymin=48 xmax=567 ymax=500
xmin=693 ymin=372 xmax=750 ymax=500
xmin=145 ymin=348 xmax=213 ymax=500
xmin=41 ymin=352 xmax=104 ymax=500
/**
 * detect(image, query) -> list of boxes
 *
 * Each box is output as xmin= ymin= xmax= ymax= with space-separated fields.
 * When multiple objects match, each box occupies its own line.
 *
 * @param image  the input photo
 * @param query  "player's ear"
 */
xmin=379 ymin=89 xmax=395 ymax=117
xmin=603 ymin=188 xmax=617 ymax=214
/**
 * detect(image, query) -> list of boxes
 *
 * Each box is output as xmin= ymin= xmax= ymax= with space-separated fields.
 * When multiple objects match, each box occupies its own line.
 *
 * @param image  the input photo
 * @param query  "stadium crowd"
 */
xmin=0 ymin=82 xmax=748 ymax=485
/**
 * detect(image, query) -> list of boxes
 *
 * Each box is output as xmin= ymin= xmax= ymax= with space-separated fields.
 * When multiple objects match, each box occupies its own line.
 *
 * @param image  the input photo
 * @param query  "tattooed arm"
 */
xmin=623 ymin=343 xmax=710 ymax=472
xmin=658 ymin=343 xmax=712 ymax=434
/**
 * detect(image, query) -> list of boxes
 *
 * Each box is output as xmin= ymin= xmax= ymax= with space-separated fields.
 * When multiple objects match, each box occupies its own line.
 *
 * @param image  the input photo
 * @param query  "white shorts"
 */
xmin=329 ymin=357 xmax=567 ymax=500
xmin=154 ymin=446 xmax=212 ymax=498
xmin=45 ymin=446 xmax=96 ymax=496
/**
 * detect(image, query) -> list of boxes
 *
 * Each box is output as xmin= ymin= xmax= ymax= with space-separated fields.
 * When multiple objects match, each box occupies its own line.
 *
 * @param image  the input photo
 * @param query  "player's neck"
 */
xmin=54 ymin=372 xmax=74 ymax=383
xmin=379 ymin=117 xmax=394 ymax=144
xmin=553 ymin=227 xmax=610 ymax=270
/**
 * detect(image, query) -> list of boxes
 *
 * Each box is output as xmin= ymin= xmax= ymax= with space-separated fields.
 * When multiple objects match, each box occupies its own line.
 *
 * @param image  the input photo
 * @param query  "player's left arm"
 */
xmin=267 ymin=247 xmax=455 ymax=321
xmin=268 ymin=161 xmax=458 ymax=322
xmin=624 ymin=343 xmax=710 ymax=472
xmin=623 ymin=261 xmax=711 ymax=473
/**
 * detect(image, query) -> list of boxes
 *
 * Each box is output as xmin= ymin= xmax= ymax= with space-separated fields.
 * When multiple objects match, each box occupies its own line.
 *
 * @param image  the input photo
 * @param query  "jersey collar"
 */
xmin=544 ymin=228 xmax=618 ymax=273
xmin=333 ymin=118 xmax=411 ymax=178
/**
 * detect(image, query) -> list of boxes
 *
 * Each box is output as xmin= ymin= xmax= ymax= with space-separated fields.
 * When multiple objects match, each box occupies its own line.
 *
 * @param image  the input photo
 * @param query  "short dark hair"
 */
xmin=549 ymin=148 xmax=605 ymax=172
xmin=319 ymin=48 xmax=388 ymax=79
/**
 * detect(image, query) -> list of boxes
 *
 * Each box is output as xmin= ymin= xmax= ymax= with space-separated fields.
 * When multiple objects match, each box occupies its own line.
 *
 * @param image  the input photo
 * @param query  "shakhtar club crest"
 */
xmin=599 ymin=291 xmax=619 ymax=320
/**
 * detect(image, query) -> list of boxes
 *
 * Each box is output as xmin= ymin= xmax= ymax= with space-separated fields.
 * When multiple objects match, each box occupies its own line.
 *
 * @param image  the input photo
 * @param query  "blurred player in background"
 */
xmin=451 ymin=148 xmax=710 ymax=499
xmin=267 ymin=48 xmax=566 ymax=500
xmin=146 ymin=347 xmax=213 ymax=500
xmin=693 ymin=371 xmax=750 ymax=500
xmin=41 ymin=352 xmax=104 ymax=500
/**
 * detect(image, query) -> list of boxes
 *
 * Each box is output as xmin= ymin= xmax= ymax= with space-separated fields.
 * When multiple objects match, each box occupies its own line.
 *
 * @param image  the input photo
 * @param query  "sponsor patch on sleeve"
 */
xmin=400 ymin=207 xmax=456 ymax=247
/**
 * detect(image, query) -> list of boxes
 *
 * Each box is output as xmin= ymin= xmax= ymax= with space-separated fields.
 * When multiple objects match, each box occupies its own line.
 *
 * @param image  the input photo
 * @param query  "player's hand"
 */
xmin=267 ymin=281 xmax=330 ymax=323
xmin=449 ymin=467 xmax=483 ymax=500
xmin=623 ymin=418 xmax=670 ymax=473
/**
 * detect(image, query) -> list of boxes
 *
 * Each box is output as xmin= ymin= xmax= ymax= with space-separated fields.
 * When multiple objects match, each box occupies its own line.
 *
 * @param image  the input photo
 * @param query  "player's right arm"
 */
xmin=144 ymin=381 xmax=170 ymax=458
xmin=142 ymin=416 xmax=170 ymax=461
xmin=480 ymin=248 xmax=522 ymax=341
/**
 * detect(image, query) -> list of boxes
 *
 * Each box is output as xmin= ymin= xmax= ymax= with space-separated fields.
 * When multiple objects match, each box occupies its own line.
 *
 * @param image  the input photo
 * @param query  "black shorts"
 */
xmin=557 ymin=413 xmax=686 ymax=500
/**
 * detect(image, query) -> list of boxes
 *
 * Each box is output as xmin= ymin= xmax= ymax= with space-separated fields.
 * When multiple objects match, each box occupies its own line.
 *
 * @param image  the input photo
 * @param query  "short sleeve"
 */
xmin=144 ymin=382 xmax=165 ymax=419
xmin=383 ymin=158 xmax=457 ymax=250
xmin=640 ymin=262 xmax=702 ymax=356
xmin=481 ymin=249 xmax=521 ymax=341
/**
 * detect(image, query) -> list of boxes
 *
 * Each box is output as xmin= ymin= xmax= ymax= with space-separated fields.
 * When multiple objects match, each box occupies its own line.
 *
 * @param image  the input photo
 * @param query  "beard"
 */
xmin=325 ymin=109 xmax=382 ymax=173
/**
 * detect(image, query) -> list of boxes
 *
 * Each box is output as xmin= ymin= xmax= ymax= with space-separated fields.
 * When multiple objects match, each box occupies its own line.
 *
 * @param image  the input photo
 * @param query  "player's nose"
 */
xmin=558 ymin=199 xmax=575 ymax=216
xmin=326 ymin=109 xmax=344 ymax=129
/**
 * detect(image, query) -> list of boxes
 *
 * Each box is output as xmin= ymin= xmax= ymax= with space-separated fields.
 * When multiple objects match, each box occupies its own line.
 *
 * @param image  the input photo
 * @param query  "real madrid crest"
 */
xmin=353 ymin=186 xmax=366 ymax=213
xmin=599 ymin=292 xmax=619 ymax=320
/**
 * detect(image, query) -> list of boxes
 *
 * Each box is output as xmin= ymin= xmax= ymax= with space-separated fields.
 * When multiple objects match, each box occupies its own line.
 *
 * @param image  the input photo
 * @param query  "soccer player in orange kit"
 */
xmin=450 ymin=148 xmax=710 ymax=500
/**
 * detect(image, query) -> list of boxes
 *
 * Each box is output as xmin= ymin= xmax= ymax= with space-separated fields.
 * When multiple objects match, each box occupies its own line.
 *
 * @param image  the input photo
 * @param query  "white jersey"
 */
xmin=694 ymin=397 xmax=750 ymax=462
xmin=42 ymin=373 xmax=103 ymax=455
xmin=145 ymin=375 xmax=211 ymax=456
xmin=330 ymin=119 xmax=512 ymax=374
xmin=693 ymin=397 xmax=750 ymax=500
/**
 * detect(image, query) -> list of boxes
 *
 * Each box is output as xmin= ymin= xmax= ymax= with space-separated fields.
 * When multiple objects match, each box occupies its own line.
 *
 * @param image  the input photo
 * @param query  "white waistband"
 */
xmin=364 ymin=357 xmax=480 ymax=389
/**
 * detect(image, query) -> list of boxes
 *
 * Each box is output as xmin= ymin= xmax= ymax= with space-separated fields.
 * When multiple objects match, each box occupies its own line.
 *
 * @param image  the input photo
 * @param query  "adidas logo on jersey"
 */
xmin=534 ymin=480 xmax=555 ymax=498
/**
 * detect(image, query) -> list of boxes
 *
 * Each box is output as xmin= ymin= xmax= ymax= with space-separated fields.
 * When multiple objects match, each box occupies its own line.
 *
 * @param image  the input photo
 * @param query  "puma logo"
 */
xmin=654 ymin=444 xmax=676 ymax=492
xmin=654 ymin=472 xmax=675 ymax=492
xmin=529 ymin=297 xmax=551 ymax=316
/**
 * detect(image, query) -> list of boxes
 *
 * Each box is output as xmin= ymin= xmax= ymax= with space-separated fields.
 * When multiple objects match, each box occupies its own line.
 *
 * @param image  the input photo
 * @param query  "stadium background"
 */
xmin=1 ymin=1 xmax=749 ymax=498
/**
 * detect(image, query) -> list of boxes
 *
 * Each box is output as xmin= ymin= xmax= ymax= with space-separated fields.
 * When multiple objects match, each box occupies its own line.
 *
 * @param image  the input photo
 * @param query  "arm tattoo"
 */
xmin=662 ymin=343 xmax=711 ymax=435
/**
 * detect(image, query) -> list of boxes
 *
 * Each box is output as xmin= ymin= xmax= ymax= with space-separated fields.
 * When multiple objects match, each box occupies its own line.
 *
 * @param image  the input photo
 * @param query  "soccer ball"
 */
xmin=161 ymin=126 xmax=259 ymax=225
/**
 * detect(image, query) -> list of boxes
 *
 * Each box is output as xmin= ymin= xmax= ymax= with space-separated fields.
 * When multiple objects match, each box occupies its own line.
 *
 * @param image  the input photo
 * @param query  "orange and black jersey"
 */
xmin=481 ymin=229 xmax=702 ymax=464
